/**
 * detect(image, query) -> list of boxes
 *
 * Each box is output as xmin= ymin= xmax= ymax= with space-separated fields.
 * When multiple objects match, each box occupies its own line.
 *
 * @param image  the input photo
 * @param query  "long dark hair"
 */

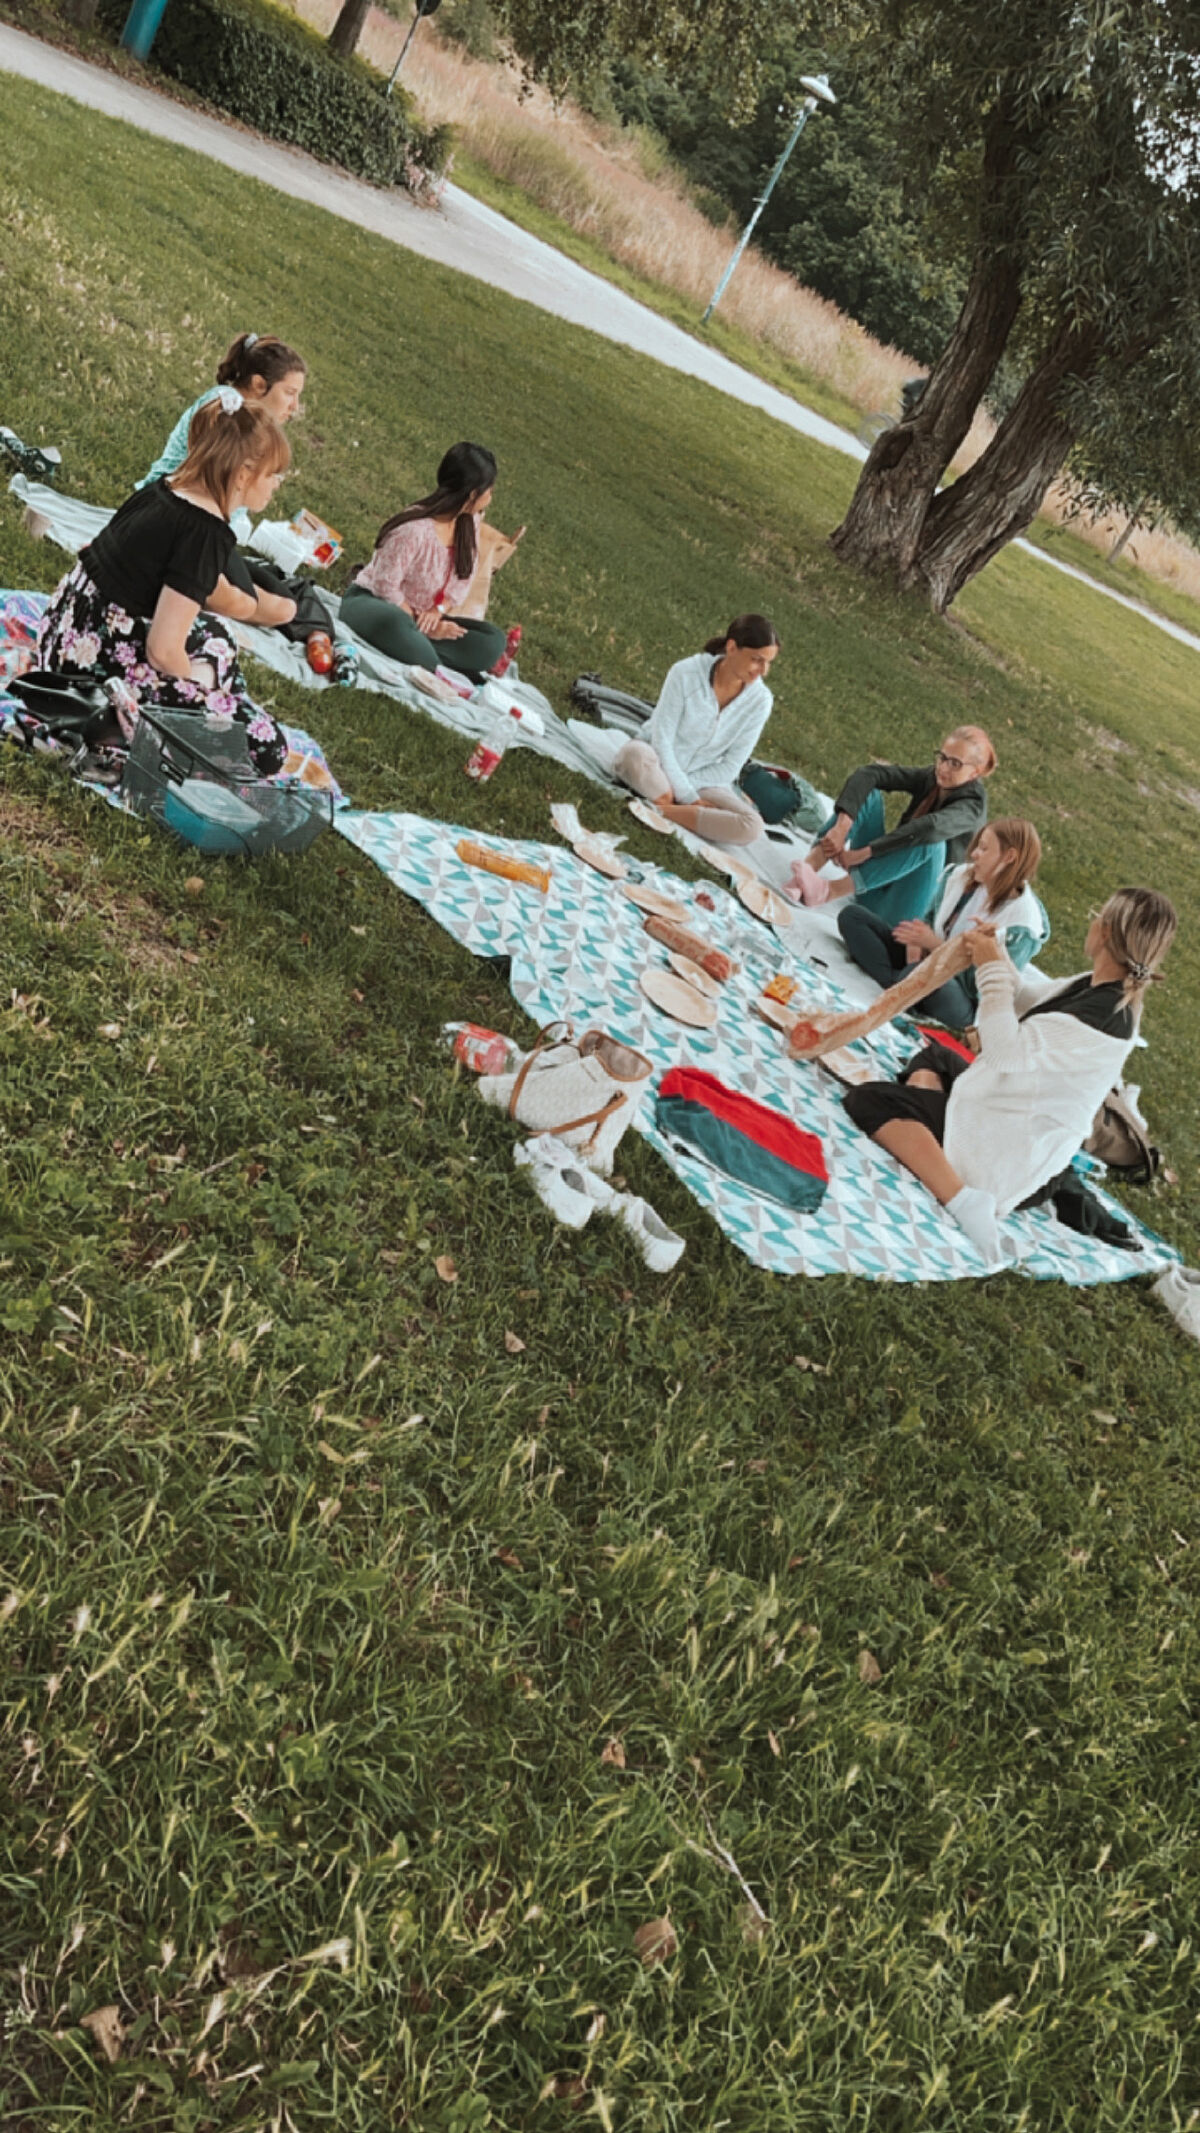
xmin=702 ymin=613 xmax=781 ymax=655
xmin=373 ymin=442 xmax=497 ymax=581
xmin=216 ymin=332 xmax=307 ymax=390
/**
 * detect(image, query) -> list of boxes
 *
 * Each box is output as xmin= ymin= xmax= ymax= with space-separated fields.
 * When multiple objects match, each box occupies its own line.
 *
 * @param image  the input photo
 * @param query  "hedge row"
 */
xmin=98 ymin=0 xmax=451 ymax=196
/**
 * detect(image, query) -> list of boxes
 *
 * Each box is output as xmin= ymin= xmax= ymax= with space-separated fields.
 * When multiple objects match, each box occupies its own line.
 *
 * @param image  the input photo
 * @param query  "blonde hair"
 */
xmin=947 ymin=724 xmax=998 ymax=775
xmin=1098 ymin=887 xmax=1178 ymax=1009
xmin=968 ymin=817 xmax=1041 ymax=913
xmin=169 ymin=399 xmax=290 ymax=516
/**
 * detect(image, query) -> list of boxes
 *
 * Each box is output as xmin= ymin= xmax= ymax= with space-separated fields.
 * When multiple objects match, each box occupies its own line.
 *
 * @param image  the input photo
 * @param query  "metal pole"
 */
xmin=119 ymin=0 xmax=172 ymax=61
xmin=702 ymin=100 xmax=815 ymax=325
xmin=385 ymin=9 xmax=422 ymax=96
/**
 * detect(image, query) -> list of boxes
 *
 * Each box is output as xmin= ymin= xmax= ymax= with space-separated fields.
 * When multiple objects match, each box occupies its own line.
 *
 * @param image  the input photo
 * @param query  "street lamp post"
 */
xmin=386 ymin=0 xmax=442 ymax=97
xmin=701 ymin=73 xmax=836 ymax=325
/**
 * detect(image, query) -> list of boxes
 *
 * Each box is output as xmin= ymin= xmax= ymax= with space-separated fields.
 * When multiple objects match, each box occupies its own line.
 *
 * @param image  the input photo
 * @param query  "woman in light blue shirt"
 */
xmin=615 ymin=613 xmax=780 ymax=845
xmin=141 ymin=331 xmax=307 ymax=545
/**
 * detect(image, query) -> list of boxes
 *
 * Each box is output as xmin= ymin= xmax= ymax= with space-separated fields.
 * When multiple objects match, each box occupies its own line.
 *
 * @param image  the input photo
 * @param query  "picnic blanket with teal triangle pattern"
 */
xmin=335 ymin=807 xmax=1178 ymax=1287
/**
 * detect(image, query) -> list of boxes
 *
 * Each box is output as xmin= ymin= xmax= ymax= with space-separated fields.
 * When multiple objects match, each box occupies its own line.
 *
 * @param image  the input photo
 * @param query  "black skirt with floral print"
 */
xmin=36 ymin=563 xmax=287 ymax=776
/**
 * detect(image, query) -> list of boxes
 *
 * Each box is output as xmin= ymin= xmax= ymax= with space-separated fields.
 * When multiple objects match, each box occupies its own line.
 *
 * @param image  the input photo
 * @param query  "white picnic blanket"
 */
xmin=335 ymin=805 xmax=1175 ymax=1287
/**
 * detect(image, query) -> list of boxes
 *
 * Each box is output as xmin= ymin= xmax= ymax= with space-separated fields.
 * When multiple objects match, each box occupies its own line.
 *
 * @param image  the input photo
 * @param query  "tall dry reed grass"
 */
xmin=289 ymin=0 xmax=1200 ymax=605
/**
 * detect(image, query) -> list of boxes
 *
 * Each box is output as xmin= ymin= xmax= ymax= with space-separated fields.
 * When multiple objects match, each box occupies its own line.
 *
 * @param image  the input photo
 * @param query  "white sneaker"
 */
xmin=519 ymin=1133 xmax=618 ymax=1204
xmin=1153 ymin=1265 xmax=1200 ymax=1342
xmin=515 ymin=1146 xmax=595 ymax=1229
xmin=615 ymin=1196 xmax=685 ymax=1273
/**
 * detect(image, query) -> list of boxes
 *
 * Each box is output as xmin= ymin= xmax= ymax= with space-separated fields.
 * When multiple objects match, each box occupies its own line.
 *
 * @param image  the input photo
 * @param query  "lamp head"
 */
xmin=799 ymin=73 xmax=836 ymax=104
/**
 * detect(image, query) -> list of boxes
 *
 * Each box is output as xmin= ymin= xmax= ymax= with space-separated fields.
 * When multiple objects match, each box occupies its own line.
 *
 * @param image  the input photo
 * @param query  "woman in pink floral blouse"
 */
xmin=341 ymin=443 xmax=508 ymax=680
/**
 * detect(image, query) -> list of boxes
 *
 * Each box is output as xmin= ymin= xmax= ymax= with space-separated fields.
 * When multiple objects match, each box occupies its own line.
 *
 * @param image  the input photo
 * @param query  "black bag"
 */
xmin=240 ymin=558 xmax=336 ymax=645
xmin=1020 ymin=1167 xmax=1141 ymax=1251
xmin=568 ymin=673 xmax=654 ymax=733
xmin=10 ymin=671 xmax=122 ymax=748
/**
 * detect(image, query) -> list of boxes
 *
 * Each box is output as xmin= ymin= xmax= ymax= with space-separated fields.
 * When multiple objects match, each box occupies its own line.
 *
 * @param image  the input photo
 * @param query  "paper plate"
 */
xmin=738 ymin=876 xmax=793 ymax=928
xmin=628 ymin=798 xmax=676 ymax=836
xmin=754 ymin=994 xmax=800 ymax=1035
xmin=694 ymin=838 xmax=755 ymax=883
xmin=818 ymin=1045 xmax=876 ymax=1087
xmin=666 ymin=951 xmax=721 ymax=1000
xmin=572 ymin=834 xmax=627 ymax=880
xmin=621 ymin=881 xmax=691 ymax=923
xmin=640 ymin=966 xmax=718 ymax=1028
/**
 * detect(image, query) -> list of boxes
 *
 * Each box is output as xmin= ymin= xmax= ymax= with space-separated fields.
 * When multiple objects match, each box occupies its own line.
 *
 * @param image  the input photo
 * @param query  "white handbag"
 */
xmin=478 ymin=1020 xmax=654 ymax=1173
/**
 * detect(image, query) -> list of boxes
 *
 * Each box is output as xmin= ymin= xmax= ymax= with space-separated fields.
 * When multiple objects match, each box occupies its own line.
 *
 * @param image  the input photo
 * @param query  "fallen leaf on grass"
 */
xmin=97 ymin=1023 xmax=122 ymax=1041
xmin=504 ymin=1330 xmax=526 ymax=1354
xmin=793 ymin=1355 xmax=831 ymax=1375
xmin=495 ymin=1547 xmax=523 ymax=1570
xmin=738 ymin=1900 xmax=770 ymax=1946
xmin=434 ymin=1255 xmax=458 ymax=1284
xmin=80 ymin=2005 xmax=125 ymax=2063
xmin=585 ymin=2012 xmax=607 ymax=2044
xmin=766 ymin=1729 xmax=782 ymax=1758
xmin=857 ymin=1649 xmax=883 ymax=1686
xmin=929 ymin=1571 xmax=950 ymax=1590
xmin=185 ymin=876 xmax=205 ymax=897
xmin=600 ymin=1737 xmax=626 ymax=1769
xmin=541 ymin=2075 xmax=588 ymax=2105
xmin=633 ymin=1915 xmax=677 ymax=1967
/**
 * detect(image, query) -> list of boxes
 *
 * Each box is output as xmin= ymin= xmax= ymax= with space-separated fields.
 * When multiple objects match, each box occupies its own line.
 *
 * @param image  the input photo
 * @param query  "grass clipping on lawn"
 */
xmin=1 ymin=72 xmax=1199 ymax=2133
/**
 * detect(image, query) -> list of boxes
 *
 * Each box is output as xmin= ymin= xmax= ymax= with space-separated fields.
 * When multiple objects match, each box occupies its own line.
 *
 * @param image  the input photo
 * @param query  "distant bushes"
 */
xmin=97 ymin=0 xmax=451 ymax=196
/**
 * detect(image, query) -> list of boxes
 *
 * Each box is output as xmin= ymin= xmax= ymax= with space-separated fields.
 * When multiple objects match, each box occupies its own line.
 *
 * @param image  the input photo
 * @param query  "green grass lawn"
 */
xmin=2 ymin=74 xmax=1199 ymax=2133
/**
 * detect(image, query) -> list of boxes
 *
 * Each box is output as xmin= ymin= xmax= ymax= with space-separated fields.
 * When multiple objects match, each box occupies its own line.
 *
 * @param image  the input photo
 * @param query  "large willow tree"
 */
xmin=487 ymin=0 xmax=1200 ymax=610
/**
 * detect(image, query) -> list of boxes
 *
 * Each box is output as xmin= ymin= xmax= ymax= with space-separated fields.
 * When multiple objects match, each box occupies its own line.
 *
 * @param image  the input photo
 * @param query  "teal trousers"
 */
xmin=826 ymin=789 xmax=946 ymax=928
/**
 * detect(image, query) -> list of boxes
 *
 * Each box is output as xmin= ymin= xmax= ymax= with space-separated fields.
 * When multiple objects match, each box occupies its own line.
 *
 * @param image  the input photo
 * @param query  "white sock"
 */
xmin=947 ymin=1185 xmax=1006 ymax=1267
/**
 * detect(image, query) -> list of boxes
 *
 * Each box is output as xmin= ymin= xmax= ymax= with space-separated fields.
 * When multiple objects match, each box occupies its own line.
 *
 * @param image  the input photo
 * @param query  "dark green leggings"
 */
xmin=341 ymin=585 xmax=506 ymax=679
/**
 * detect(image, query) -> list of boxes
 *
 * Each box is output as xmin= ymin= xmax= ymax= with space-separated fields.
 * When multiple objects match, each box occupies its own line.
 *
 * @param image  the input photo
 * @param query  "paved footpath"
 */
xmin=4 ymin=20 xmax=1200 ymax=663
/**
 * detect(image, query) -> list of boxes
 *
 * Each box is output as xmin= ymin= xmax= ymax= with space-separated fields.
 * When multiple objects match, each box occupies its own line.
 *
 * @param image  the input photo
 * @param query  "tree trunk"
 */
xmin=328 ymin=0 xmax=372 ymax=57
xmin=63 ymin=0 xmax=101 ymax=25
xmin=910 ymin=324 xmax=1101 ymax=612
xmin=829 ymin=113 xmax=1034 ymax=582
xmin=1107 ymin=498 xmax=1147 ymax=564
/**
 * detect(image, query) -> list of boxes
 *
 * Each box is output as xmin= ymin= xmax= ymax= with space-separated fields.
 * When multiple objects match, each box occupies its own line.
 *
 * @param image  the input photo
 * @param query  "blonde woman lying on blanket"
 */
xmin=614 ymin=613 xmax=780 ymax=846
xmin=842 ymin=887 xmax=1178 ymax=1270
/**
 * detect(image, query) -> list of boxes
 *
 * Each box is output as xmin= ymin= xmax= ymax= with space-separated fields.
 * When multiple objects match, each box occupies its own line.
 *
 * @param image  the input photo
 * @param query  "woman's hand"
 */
xmin=893 ymin=919 xmax=938 ymax=954
xmin=966 ymin=924 xmax=1005 ymax=967
xmin=837 ymin=845 xmax=872 ymax=871
xmin=808 ymin=813 xmax=852 ymax=868
xmin=415 ymin=606 xmax=443 ymax=634
xmin=429 ymin=617 xmax=466 ymax=641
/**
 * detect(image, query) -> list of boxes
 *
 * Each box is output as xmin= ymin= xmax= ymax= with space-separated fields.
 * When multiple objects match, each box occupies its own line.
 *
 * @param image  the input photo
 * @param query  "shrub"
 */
xmin=97 ymin=0 xmax=451 ymax=197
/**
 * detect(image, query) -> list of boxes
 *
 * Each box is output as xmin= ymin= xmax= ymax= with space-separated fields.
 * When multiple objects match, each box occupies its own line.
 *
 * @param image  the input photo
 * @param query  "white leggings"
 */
xmin=614 ymin=739 xmax=763 ymax=847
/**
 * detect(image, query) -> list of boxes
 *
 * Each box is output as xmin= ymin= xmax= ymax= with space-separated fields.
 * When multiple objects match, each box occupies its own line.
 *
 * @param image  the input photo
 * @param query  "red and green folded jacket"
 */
xmin=655 ymin=1067 xmax=829 ymax=1213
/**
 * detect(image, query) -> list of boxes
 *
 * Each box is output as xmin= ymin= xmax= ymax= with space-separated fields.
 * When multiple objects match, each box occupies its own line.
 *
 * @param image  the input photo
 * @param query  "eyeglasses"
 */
xmin=936 ymin=748 xmax=972 ymax=772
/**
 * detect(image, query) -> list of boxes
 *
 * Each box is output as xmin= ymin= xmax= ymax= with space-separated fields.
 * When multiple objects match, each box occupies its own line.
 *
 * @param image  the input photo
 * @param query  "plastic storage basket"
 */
xmin=120 ymin=707 xmax=333 ymax=857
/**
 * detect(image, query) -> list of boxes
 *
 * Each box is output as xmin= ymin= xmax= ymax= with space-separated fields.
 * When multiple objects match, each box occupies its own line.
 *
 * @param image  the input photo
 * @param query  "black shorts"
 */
xmin=842 ymin=1041 xmax=973 ymax=1144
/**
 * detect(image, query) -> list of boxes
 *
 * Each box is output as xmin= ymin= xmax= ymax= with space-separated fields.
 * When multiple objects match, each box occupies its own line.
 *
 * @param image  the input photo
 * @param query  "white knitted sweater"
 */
xmin=944 ymin=961 xmax=1134 ymax=1215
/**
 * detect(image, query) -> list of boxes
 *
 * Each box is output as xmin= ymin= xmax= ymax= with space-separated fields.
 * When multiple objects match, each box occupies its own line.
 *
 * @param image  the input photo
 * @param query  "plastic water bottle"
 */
xmin=490 ymin=624 xmax=522 ymax=678
xmin=464 ymin=695 xmax=545 ymax=780
xmin=442 ymin=1023 xmax=521 ymax=1074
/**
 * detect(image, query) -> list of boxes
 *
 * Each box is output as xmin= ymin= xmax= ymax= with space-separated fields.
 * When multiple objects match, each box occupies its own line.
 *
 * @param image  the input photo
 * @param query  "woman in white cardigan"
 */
xmin=843 ymin=887 xmax=1178 ymax=1268
xmin=614 ymin=613 xmax=779 ymax=845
